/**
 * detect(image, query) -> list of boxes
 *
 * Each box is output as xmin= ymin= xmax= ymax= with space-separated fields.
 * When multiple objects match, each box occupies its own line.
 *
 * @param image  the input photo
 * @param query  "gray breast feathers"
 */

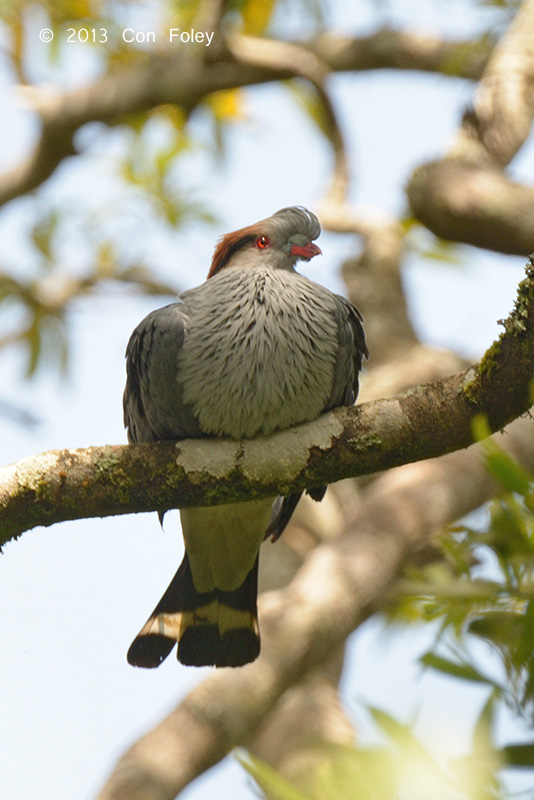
xmin=124 ymin=267 xmax=367 ymax=442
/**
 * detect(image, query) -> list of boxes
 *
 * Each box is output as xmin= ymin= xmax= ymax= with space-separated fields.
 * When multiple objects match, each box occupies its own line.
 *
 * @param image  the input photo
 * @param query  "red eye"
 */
xmin=256 ymin=236 xmax=270 ymax=249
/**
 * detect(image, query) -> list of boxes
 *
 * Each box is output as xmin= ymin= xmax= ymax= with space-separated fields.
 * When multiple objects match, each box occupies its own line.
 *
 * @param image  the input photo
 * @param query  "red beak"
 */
xmin=290 ymin=242 xmax=322 ymax=260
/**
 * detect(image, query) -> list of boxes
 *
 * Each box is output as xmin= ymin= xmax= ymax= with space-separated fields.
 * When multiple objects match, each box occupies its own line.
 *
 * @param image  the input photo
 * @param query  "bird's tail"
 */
xmin=127 ymin=554 xmax=260 ymax=668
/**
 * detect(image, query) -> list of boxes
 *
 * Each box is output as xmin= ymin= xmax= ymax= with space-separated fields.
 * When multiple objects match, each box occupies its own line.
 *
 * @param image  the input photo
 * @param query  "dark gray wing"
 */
xmin=266 ymin=295 xmax=368 ymax=542
xmin=327 ymin=294 xmax=369 ymax=409
xmin=123 ymin=302 xmax=201 ymax=444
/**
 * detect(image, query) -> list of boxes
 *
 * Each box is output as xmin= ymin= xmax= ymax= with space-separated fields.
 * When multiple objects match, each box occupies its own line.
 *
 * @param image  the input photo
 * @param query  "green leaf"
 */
xmin=472 ymin=692 xmax=496 ymax=753
xmin=420 ymin=652 xmax=497 ymax=686
xmin=312 ymin=743 xmax=398 ymax=800
xmin=236 ymin=751 xmax=314 ymax=800
xmin=31 ymin=210 xmax=59 ymax=264
xmin=26 ymin=316 xmax=42 ymax=377
xmin=499 ymin=742 xmax=534 ymax=768
xmin=417 ymin=241 xmax=463 ymax=266
xmin=367 ymin=706 xmax=459 ymax=793
xmin=484 ymin=448 xmax=533 ymax=497
xmin=471 ymin=413 xmax=492 ymax=442
xmin=285 ymin=81 xmax=330 ymax=138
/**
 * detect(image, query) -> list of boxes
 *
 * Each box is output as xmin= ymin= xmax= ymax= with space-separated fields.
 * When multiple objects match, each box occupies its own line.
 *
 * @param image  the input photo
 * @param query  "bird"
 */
xmin=123 ymin=206 xmax=368 ymax=669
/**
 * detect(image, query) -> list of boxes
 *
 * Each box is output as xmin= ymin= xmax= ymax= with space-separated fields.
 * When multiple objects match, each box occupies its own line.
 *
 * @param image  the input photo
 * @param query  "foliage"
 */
xmin=238 ymin=702 xmax=504 ymax=800
xmin=413 ymin=438 xmax=534 ymax=722
xmin=238 ymin=438 xmax=534 ymax=799
xmin=397 ymin=436 xmax=534 ymax=775
xmin=0 ymin=0 xmax=332 ymax=378
xmin=0 ymin=194 xmax=184 ymax=376
xmin=0 ymin=0 xmax=279 ymax=377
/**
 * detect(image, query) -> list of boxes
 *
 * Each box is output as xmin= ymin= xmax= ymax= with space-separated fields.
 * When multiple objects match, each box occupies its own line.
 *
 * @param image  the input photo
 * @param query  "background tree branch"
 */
xmin=1 ymin=27 xmax=489 ymax=210
xmin=96 ymin=413 xmax=534 ymax=800
xmin=407 ymin=0 xmax=534 ymax=254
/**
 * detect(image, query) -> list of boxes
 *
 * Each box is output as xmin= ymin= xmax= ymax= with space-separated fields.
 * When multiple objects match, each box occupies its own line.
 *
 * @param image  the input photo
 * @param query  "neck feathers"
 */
xmin=208 ymin=226 xmax=257 ymax=278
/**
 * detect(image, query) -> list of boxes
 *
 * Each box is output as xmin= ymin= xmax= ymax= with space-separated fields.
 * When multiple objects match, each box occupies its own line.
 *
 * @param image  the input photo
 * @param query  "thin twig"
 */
xmin=228 ymin=35 xmax=349 ymax=204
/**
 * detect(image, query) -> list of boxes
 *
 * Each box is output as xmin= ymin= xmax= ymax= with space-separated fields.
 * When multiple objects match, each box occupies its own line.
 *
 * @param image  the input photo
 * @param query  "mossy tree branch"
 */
xmin=1 ymin=260 xmax=534 ymax=548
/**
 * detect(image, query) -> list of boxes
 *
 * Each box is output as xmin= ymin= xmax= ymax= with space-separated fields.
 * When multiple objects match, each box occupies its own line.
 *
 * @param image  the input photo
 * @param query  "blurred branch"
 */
xmin=319 ymin=203 xmax=417 ymax=363
xmin=0 ymin=27 xmax=490 ymax=210
xmin=309 ymin=27 xmax=491 ymax=79
xmin=0 ymin=398 xmax=39 ymax=428
xmin=96 ymin=413 xmax=534 ymax=800
xmin=227 ymin=35 xmax=349 ymax=203
xmin=450 ymin=0 xmax=534 ymax=166
xmin=246 ymin=647 xmax=354 ymax=786
xmin=407 ymin=0 xmax=534 ymax=255
xmin=0 ymin=264 xmax=178 ymax=377
xmin=1 ymin=255 xmax=534 ymax=543
xmin=194 ymin=0 xmax=231 ymax=34
xmin=408 ymin=161 xmax=534 ymax=255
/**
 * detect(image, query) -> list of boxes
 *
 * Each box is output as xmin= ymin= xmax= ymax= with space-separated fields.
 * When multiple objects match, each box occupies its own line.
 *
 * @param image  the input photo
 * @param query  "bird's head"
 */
xmin=208 ymin=206 xmax=322 ymax=278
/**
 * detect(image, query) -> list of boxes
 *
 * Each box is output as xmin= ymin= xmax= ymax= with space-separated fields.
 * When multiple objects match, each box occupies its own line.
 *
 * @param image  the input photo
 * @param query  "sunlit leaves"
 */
xmin=238 ymin=743 xmax=401 ymax=800
xmin=360 ymin=436 xmax=534 ymax=800
xmin=450 ymin=694 xmax=503 ymax=800
xmin=0 ymin=208 xmax=68 ymax=376
xmin=286 ymin=80 xmax=331 ymax=139
xmin=403 ymin=220 xmax=465 ymax=268
xmin=0 ymin=0 xmax=332 ymax=386
xmin=240 ymin=0 xmax=277 ymax=35
xmin=0 ymin=196 xmax=183 ymax=377
xmin=420 ymin=652 xmax=501 ymax=688
xmin=0 ymin=273 xmax=69 ymax=378
xmin=0 ymin=0 xmax=113 ymax=75
xmin=202 ymin=89 xmax=244 ymax=157
xmin=484 ymin=438 xmax=534 ymax=502
xmin=393 ymin=438 xmax=534 ymax=749
xmin=117 ymin=109 xmax=216 ymax=227
xmin=238 ymin=702 xmax=508 ymax=800
xmin=30 ymin=207 xmax=60 ymax=264
xmin=237 ymin=751 xmax=315 ymax=800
